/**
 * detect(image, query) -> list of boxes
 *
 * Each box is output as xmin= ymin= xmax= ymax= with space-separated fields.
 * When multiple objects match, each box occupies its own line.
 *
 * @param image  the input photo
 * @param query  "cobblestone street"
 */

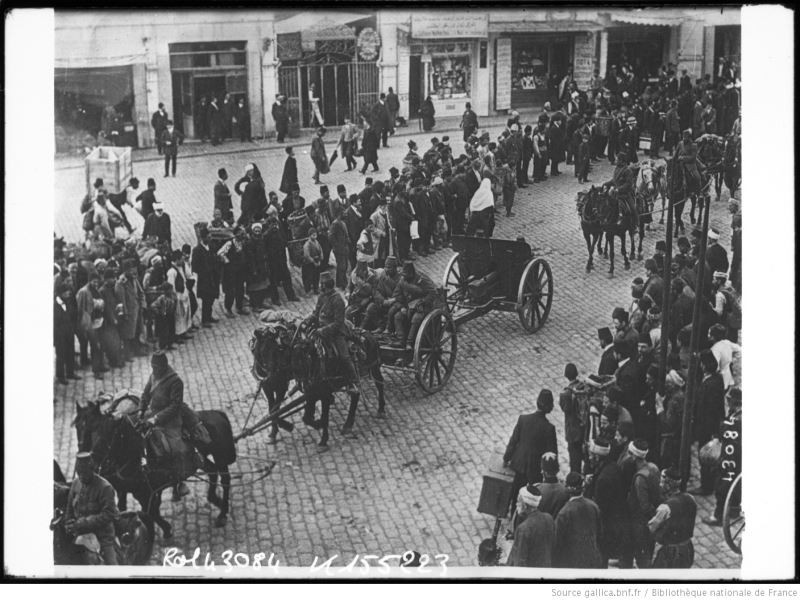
xmin=53 ymin=125 xmax=741 ymax=570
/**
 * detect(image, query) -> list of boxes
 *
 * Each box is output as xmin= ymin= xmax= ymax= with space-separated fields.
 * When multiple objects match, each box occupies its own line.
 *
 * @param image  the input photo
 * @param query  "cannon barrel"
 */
xmin=234 ymin=392 xmax=307 ymax=442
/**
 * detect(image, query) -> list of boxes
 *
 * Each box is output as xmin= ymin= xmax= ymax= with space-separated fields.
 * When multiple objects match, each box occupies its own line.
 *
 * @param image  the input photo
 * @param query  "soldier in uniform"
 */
xmin=362 ymin=256 xmax=400 ymax=332
xmin=139 ymin=351 xmax=203 ymax=501
xmin=649 ymin=467 xmax=698 ymax=568
xmin=675 ymin=128 xmax=703 ymax=196
xmin=391 ymin=261 xmax=438 ymax=352
xmin=64 ymin=451 xmax=119 ymax=564
xmin=604 ymin=154 xmax=638 ymax=223
xmin=308 ymin=271 xmax=359 ymax=393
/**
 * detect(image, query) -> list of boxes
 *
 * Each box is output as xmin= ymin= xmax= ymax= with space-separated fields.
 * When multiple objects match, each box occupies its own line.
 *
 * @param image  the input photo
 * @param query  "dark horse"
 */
xmin=289 ymin=323 xmax=386 ymax=448
xmin=578 ymin=186 xmax=636 ymax=276
xmin=52 ymin=459 xmax=155 ymax=565
xmin=74 ymin=393 xmax=237 ymax=538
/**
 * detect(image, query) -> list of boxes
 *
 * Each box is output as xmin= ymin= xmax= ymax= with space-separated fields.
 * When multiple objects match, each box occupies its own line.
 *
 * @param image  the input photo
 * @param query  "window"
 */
xmin=512 ymin=45 xmax=549 ymax=91
xmin=169 ymin=41 xmax=247 ymax=71
xmin=429 ymin=53 xmax=471 ymax=98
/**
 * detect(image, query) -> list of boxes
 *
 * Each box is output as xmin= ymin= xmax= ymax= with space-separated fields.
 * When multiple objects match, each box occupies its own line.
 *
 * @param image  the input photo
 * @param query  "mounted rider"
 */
xmin=64 ymin=451 xmax=120 ymax=564
xmin=138 ymin=351 xmax=207 ymax=501
xmin=306 ymin=271 xmax=360 ymax=393
xmin=674 ymin=128 xmax=704 ymax=195
xmin=603 ymin=153 xmax=638 ymax=223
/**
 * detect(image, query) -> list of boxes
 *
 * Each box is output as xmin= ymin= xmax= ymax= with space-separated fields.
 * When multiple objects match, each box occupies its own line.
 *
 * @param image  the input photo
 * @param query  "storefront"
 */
xmin=169 ymin=41 xmax=249 ymax=138
xmin=713 ymin=25 xmax=741 ymax=76
xmin=509 ymin=34 xmax=574 ymax=107
xmin=407 ymin=13 xmax=488 ymax=118
xmin=275 ymin=13 xmax=379 ymax=128
xmin=55 ymin=65 xmax=139 ymax=148
xmin=606 ymin=25 xmax=671 ymax=79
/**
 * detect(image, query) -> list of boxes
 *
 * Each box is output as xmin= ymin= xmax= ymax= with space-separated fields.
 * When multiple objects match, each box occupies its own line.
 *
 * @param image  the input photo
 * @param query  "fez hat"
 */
xmin=218 ymin=168 xmax=228 ymax=179
xmin=93 ymin=178 xmax=104 ymax=188
xmin=337 ymin=184 xmax=347 ymax=193
xmin=319 ymin=185 xmax=328 ymax=194
xmin=612 ymin=307 xmax=629 ymax=322
xmin=597 ymin=326 xmax=612 ymax=340
xmin=385 ymin=256 xmax=398 ymax=268
xmin=389 ymin=167 xmax=399 ymax=177
xmin=408 ymin=140 xmax=418 ymax=149
xmin=655 ymin=240 xmax=667 ymax=251
xmin=365 ymin=177 xmax=373 ymax=185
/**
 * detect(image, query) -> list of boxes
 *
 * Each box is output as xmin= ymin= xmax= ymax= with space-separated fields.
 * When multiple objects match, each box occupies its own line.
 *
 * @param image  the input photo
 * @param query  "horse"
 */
xmin=52 ymin=459 xmax=154 ymax=565
xmin=577 ymin=186 xmax=636 ymax=276
xmin=289 ymin=323 xmax=386 ymax=448
xmin=249 ymin=318 xmax=301 ymax=444
xmin=74 ymin=393 xmax=237 ymax=538
xmin=665 ymin=155 xmax=688 ymax=238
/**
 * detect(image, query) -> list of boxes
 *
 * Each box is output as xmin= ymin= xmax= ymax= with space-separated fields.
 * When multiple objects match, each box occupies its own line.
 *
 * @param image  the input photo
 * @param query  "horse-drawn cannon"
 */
xmin=442 ymin=235 xmax=554 ymax=334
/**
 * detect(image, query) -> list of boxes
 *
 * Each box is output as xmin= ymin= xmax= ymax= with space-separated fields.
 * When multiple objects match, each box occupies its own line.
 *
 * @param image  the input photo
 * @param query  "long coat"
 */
xmin=279 ymin=156 xmax=298 ymax=195
xmin=553 ymin=496 xmax=604 ymax=568
xmin=191 ymin=243 xmax=220 ymax=300
xmin=141 ymin=367 xmax=184 ymax=430
xmin=503 ymin=411 xmax=557 ymax=484
xmin=271 ymin=102 xmax=289 ymax=133
xmin=586 ymin=458 xmax=630 ymax=559
xmin=362 ymin=129 xmax=379 ymax=163
xmin=506 ymin=510 xmax=555 ymax=568
xmin=114 ymin=274 xmax=144 ymax=341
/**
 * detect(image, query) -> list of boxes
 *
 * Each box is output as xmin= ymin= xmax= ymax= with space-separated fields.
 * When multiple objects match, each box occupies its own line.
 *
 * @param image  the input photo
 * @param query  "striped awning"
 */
xmin=608 ymin=12 xmax=686 ymax=27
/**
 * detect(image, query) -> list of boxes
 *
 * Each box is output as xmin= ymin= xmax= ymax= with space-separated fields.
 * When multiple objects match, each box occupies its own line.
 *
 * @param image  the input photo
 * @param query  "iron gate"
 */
xmin=278 ymin=60 xmax=379 ymax=128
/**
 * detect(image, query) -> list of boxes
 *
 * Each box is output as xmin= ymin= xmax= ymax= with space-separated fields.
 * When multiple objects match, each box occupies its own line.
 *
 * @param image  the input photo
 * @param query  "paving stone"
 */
xmin=54 ymin=126 xmax=740 ymax=570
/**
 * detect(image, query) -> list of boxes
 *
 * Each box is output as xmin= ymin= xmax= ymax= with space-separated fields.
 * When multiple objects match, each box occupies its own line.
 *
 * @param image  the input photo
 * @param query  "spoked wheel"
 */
xmin=723 ymin=473 xmax=744 ymax=555
xmin=414 ymin=309 xmax=458 ymax=394
xmin=442 ymin=253 xmax=468 ymax=316
xmin=517 ymin=258 xmax=553 ymax=333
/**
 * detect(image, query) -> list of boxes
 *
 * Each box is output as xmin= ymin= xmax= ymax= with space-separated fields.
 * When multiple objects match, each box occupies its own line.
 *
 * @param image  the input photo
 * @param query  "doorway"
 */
xmin=409 ymin=55 xmax=422 ymax=120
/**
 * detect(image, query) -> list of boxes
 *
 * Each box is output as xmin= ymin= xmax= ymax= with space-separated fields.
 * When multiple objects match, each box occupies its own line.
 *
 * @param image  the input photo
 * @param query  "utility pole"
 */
xmin=679 ymin=193 xmax=711 ymax=492
xmin=658 ymin=168 xmax=675 ymax=394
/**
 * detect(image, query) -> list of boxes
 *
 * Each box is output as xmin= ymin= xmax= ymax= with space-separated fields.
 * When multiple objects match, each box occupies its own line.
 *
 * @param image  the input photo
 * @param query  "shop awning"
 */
xmin=274 ymin=12 xmax=372 ymax=34
xmin=55 ymin=27 xmax=145 ymax=69
xmin=608 ymin=12 xmax=686 ymax=27
xmin=489 ymin=20 xmax=605 ymax=33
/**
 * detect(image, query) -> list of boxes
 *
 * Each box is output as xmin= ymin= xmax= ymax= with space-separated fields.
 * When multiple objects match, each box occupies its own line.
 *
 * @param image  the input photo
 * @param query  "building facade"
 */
xmin=55 ymin=11 xmax=276 ymax=148
xmin=55 ymin=8 xmax=740 ymax=148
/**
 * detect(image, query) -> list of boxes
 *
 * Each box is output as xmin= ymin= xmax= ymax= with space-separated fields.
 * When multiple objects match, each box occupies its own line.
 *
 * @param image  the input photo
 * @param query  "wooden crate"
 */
xmin=85 ymin=146 xmax=133 ymax=195
xmin=477 ymin=454 xmax=516 ymax=518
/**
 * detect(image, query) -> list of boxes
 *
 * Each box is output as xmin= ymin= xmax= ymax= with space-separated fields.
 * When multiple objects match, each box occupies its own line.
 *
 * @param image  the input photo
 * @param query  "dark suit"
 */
xmin=343 ymin=206 xmax=364 ymax=267
xmin=160 ymin=129 xmax=184 ymax=176
xmin=599 ymin=345 xmax=618 ymax=376
xmin=151 ymin=109 xmax=169 ymax=154
xmin=370 ymin=101 xmax=391 ymax=147
xmin=191 ymin=243 xmax=220 ymax=323
xmin=614 ymin=359 xmax=641 ymax=417
xmin=272 ymin=102 xmax=289 ymax=142
xmin=54 ymin=298 xmax=76 ymax=378
xmin=503 ymin=411 xmax=557 ymax=490
xmin=214 ymin=179 xmax=233 ymax=223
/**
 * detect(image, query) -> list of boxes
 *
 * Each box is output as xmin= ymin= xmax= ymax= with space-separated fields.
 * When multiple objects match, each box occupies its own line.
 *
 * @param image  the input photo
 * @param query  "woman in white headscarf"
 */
xmin=466 ymin=177 xmax=496 ymax=238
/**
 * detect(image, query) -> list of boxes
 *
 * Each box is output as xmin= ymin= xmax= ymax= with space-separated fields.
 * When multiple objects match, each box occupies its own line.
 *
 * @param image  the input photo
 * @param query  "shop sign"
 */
xmin=357 ymin=27 xmax=381 ymax=61
xmin=315 ymin=24 xmax=356 ymax=41
xmin=495 ymin=38 xmax=512 ymax=111
xmin=412 ymin=13 xmax=488 ymax=39
xmin=572 ymin=32 xmax=596 ymax=89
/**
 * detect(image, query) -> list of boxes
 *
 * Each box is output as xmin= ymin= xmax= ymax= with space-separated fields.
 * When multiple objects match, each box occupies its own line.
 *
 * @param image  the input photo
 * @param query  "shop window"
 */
xmin=169 ymin=41 xmax=247 ymax=71
xmin=429 ymin=54 xmax=471 ymax=99
xmin=512 ymin=46 xmax=549 ymax=90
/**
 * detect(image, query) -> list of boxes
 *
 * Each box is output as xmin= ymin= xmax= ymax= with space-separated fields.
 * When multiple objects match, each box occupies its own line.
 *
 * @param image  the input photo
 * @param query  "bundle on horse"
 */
xmin=290 ymin=319 xmax=386 ymax=448
xmin=51 ymin=459 xmax=154 ymax=565
xmin=73 ymin=390 xmax=237 ymax=537
xmin=576 ymin=185 xmax=636 ymax=275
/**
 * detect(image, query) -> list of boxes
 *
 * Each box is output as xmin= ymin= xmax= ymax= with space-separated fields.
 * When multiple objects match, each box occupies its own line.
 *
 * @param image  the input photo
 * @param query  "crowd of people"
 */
xmin=56 ymin=56 xmax=743 ymax=570
xmin=499 ymin=211 xmax=742 ymax=569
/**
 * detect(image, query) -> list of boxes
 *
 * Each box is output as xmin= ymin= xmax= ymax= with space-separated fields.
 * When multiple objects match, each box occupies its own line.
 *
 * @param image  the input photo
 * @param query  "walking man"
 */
xmin=151 ymin=102 xmax=169 ymax=155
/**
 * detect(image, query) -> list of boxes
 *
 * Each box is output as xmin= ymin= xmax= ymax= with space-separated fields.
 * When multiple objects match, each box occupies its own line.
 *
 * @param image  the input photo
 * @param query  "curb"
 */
xmin=55 ymin=111 xmax=542 ymax=172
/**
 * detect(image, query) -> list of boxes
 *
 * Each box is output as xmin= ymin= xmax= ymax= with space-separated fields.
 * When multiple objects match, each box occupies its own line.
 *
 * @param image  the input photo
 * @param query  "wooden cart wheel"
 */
xmin=414 ymin=309 xmax=458 ymax=394
xmin=722 ymin=473 xmax=744 ymax=555
xmin=516 ymin=258 xmax=553 ymax=333
xmin=442 ymin=253 xmax=466 ymax=315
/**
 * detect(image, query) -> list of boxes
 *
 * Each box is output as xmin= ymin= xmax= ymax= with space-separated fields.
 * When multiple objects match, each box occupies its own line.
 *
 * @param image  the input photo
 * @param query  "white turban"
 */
xmin=665 ymin=369 xmax=685 ymax=389
xmin=628 ymin=441 xmax=648 ymax=459
xmin=518 ymin=486 xmax=542 ymax=509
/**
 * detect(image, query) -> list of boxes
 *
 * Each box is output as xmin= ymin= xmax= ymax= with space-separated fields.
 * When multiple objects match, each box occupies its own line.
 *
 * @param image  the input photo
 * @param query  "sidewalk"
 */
xmin=54 ymin=110 xmax=542 ymax=171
